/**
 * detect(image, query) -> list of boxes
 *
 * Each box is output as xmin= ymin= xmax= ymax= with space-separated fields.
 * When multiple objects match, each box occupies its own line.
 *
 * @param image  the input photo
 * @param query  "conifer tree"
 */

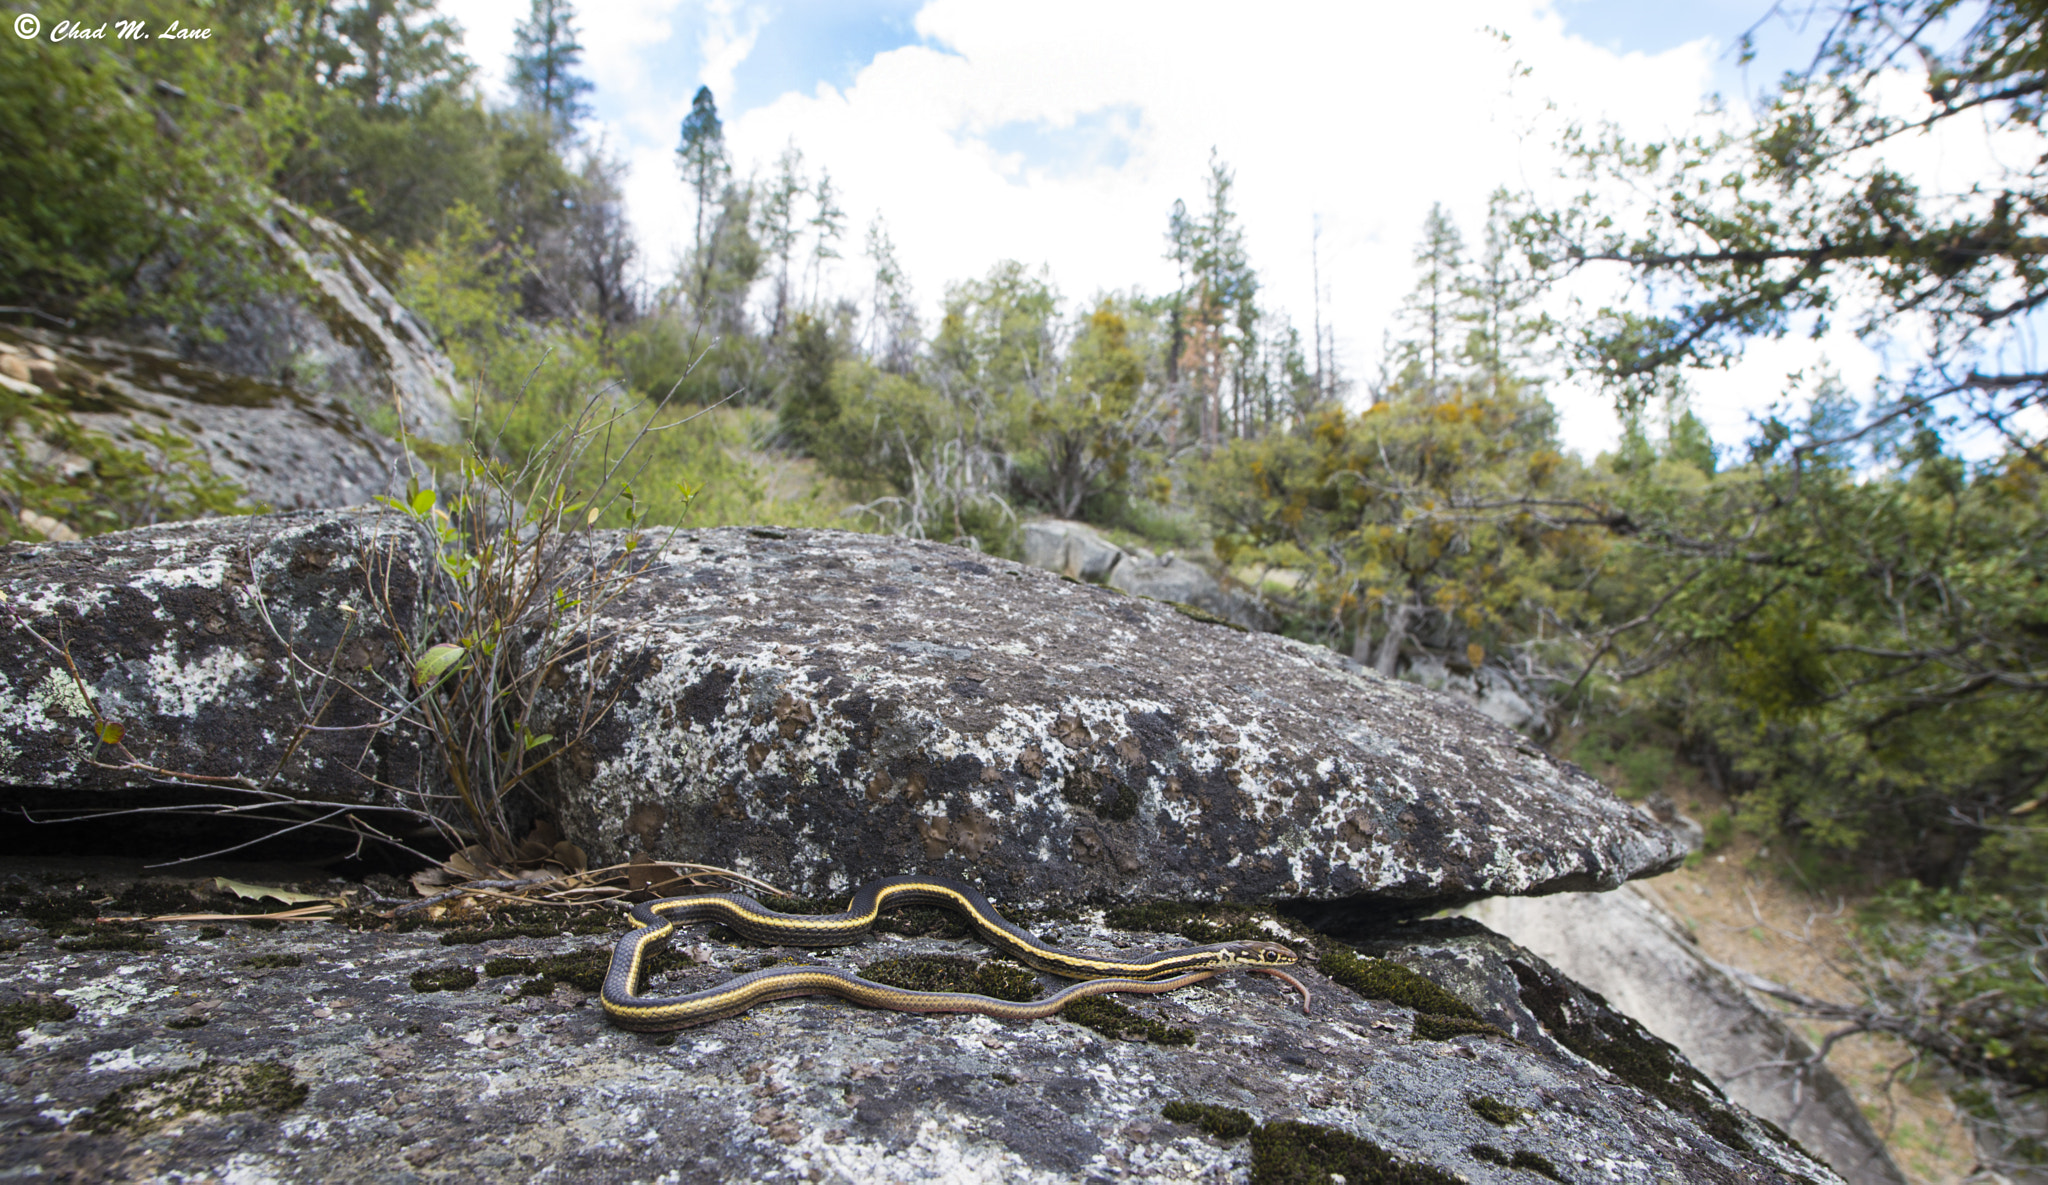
xmin=508 ymin=0 xmax=594 ymax=138
xmin=677 ymin=86 xmax=730 ymax=311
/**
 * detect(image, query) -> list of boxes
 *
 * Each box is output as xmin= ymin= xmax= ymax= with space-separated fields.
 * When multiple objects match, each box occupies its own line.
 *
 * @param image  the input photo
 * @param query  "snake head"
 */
xmin=1222 ymin=940 xmax=1298 ymax=968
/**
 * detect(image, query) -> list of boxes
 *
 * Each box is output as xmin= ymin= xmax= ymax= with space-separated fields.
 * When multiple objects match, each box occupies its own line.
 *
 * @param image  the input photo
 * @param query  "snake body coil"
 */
xmin=601 ymin=874 xmax=1303 ymax=1031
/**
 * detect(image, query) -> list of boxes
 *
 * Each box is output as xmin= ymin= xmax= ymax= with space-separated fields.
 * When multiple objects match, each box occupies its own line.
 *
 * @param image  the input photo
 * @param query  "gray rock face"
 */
xmin=1465 ymin=886 xmax=1907 ymax=1185
xmin=0 ymin=325 xmax=415 ymax=515
xmin=0 ymin=862 xmax=1836 ymax=1183
xmin=1405 ymin=654 xmax=1544 ymax=734
xmin=0 ymin=510 xmax=429 ymax=813
xmin=188 ymin=199 xmax=465 ymax=446
xmin=545 ymin=526 xmax=1685 ymax=910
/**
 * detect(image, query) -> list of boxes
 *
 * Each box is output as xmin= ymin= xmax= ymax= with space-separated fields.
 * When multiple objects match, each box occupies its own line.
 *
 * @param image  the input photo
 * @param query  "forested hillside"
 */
xmin=2 ymin=0 xmax=2044 ymax=1163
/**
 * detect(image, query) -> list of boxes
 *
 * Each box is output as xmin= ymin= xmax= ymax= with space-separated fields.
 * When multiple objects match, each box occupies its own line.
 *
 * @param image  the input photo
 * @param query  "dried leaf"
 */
xmin=410 ymin=868 xmax=455 ymax=895
xmin=445 ymin=847 xmax=490 ymax=880
xmin=213 ymin=877 xmax=329 ymax=905
xmin=551 ymin=841 xmax=588 ymax=874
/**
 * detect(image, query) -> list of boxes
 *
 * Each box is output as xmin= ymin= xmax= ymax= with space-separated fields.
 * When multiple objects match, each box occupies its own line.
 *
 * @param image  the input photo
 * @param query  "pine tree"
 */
xmin=507 ymin=0 xmax=594 ymax=137
xmin=1398 ymin=203 xmax=1464 ymax=396
xmin=677 ymin=86 xmax=730 ymax=311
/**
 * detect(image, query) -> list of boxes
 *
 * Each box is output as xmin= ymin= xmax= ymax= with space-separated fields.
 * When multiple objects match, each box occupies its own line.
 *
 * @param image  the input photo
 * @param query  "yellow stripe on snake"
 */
xmin=600 ymin=874 xmax=1310 ymax=1031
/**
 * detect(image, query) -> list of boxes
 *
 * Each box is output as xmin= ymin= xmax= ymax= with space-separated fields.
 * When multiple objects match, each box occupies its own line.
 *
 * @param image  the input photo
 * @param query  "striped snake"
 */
xmin=600 ymin=874 xmax=1310 ymax=1031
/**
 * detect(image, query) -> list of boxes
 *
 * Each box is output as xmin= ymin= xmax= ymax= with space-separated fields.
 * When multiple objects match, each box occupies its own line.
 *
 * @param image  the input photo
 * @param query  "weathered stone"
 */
xmin=1464 ymin=885 xmax=1907 ymax=1184
xmin=1406 ymin=653 xmax=1544 ymax=733
xmin=0 ymin=509 xmax=430 ymax=814
xmin=0 ymin=861 xmax=1837 ymax=1183
xmin=1022 ymin=518 xmax=1123 ymax=581
xmin=1020 ymin=517 xmax=1275 ymax=632
xmin=0 ymin=514 xmax=1684 ymax=912
xmin=0 ymin=325 xmax=416 ymax=514
xmin=543 ymin=526 xmax=1685 ymax=911
xmin=185 ymin=198 xmax=465 ymax=446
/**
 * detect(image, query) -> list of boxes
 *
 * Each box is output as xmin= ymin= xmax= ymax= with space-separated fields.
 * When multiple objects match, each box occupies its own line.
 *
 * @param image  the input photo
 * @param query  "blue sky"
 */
xmin=437 ymin=0 xmax=1893 ymax=458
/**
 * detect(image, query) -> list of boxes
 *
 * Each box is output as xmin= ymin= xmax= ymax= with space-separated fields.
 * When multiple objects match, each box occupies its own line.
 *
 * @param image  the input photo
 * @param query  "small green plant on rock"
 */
xmin=358 ymin=372 xmax=730 ymax=868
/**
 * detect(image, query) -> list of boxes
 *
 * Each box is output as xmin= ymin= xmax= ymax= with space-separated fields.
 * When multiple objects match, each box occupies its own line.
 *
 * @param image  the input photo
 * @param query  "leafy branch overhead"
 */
xmin=1520 ymin=0 xmax=2048 ymax=469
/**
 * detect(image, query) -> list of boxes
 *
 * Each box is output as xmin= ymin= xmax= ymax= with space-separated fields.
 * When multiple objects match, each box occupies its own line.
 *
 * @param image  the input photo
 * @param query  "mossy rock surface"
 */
xmin=79 ymin=1061 xmax=306 ymax=1134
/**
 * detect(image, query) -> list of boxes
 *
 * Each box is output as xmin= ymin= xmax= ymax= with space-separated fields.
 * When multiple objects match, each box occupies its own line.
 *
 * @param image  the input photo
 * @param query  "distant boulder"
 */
xmin=1019 ymin=518 xmax=1274 ymax=631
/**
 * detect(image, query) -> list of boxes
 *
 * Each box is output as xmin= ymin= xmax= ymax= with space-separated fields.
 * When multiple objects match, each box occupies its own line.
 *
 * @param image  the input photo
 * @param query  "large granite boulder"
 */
xmin=1466 ymin=886 xmax=1907 ymax=1184
xmin=544 ymin=526 xmax=1683 ymax=911
xmin=183 ymin=198 xmax=466 ymax=446
xmin=0 ymin=514 xmax=1684 ymax=915
xmin=0 ymin=860 xmax=1838 ymax=1183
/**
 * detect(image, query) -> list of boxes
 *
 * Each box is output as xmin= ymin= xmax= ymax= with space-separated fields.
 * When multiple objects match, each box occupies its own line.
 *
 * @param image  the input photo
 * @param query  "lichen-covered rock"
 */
xmin=545 ymin=526 xmax=1685 ymax=911
xmin=0 ymin=514 xmax=1683 ymax=913
xmin=0 ymin=325 xmax=415 ymax=514
xmin=0 ymin=510 xmax=430 ymax=816
xmin=0 ymin=863 xmax=1838 ymax=1183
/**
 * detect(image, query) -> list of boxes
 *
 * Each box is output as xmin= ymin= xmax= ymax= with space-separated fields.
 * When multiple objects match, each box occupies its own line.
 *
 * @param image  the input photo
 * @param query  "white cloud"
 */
xmin=696 ymin=0 xmax=765 ymax=98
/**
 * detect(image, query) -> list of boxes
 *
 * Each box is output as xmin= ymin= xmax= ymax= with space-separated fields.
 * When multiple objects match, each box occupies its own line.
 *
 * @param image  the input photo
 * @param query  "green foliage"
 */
xmin=508 ymin=0 xmax=594 ymax=133
xmin=0 ymin=3 xmax=296 ymax=329
xmin=1850 ymin=872 xmax=2048 ymax=1089
xmin=1191 ymin=379 xmax=1598 ymax=673
xmin=1569 ymin=717 xmax=1678 ymax=801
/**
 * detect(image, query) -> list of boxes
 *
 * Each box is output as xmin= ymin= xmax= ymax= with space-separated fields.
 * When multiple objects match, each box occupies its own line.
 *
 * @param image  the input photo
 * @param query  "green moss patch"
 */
xmin=56 ymin=929 xmax=158 ymax=953
xmin=1105 ymin=901 xmax=1272 ymax=945
xmin=409 ymin=966 xmax=479 ymax=993
xmin=1413 ymin=1014 xmax=1508 ymax=1042
xmin=1 ymin=998 xmax=77 ymax=1050
xmin=1169 ymin=602 xmax=1247 ymax=632
xmin=79 ymin=1060 xmax=306 ymax=1133
xmin=1249 ymin=1120 xmax=1462 ymax=1184
xmin=0 ymin=938 xmax=22 ymax=953
xmin=1060 ymin=996 xmax=1196 ymax=1045
xmin=483 ymin=946 xmax=689 ymax=993
xmin=1466 ymin=1094 xmax=1526 ymax=1126
xmin=240 ymin=954 xmax=303 ymax=970
xmin=1161 ymin=1100 xmax=1255 ymax=1139
xmin=1471 ymin=1144 xmax=1570 ymax=1182
xmin=859 ymin=955 xmax=1041 ymax=1002
xmin=1318 ymin=944 xmax=1478 ymax=1019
